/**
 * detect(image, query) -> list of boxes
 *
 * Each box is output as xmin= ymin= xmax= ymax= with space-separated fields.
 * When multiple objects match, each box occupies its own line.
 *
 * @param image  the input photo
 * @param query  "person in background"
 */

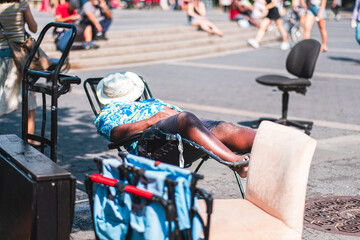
xmin=80 ymin=0 xmax=112 ymax=41
xmin=302 ymin=0 xmax=328 ymax=52
xmin=352 ymin=0 xmax=360 ymax=45
xmin=0 ymin=0 xmax=39 ymax=147
xmin=331 ymin=0 xmax=341 ymax=21
xmin=229 ymin=0 xmax=260 ymax=28
xmin=187 ymin=0 xmax=224 ymax=37
xmin=39 ymin=0 xmax=51 ymax=12
xmin=220 ymin=0 xmax=232 ymax=12
xmin=247 ymin=0 xmax=290 ymax=50
xmin=292 ymin=0 xmax=306 ymax=32
xmin=110 ymin=0 xmax=127 ymax=9
xmin=55 ymin=0 xmax=99 ymax=49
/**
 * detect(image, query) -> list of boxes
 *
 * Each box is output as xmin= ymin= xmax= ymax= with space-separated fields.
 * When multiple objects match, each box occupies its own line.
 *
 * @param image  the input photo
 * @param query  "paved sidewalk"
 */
xmin=1 ymin=6 xmax=359 ymax=240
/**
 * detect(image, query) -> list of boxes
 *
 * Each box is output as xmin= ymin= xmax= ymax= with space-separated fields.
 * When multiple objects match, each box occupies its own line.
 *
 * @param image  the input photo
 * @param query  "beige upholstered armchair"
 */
xmin=199 ymin=121 xmax=317 ymax=240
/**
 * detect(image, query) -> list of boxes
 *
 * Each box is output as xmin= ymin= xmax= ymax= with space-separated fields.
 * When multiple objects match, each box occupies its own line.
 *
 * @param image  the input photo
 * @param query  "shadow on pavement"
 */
xmin=328 ymin=56 xmax=360 ymax=65
xmin=0 ymin=106 xmax=116 ymax=184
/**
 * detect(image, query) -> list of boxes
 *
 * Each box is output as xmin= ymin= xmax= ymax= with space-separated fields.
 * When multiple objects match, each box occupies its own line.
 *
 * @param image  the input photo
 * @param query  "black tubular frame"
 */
xmin=21 ymin=22 xmax=81 ymax=162
xmin=111 ymin=132 xmax=248 ymax=198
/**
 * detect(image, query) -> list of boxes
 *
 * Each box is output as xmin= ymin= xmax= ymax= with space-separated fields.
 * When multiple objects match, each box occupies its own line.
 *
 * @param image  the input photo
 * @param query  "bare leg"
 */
xmin=84 ymin=25 xmax=92 ymax=42
xmin=199 ymin=22 xmax=216 ymax=35
xmin=204 ymin=20 xmax=224 ymax=37
xmin=255 ymin=18 xmax=271 ymax=43
xmin=176 ymin=112 xmax=255 ymax=177
xmin=274 ymin=18 xmax=288 ymax=42
xmin=317 ymin=19 xmax=328 ymax=52
xmin=211 ymin=122 xmax=255 ymax=154
xmin=304 ymin=14 xmax=315 ymax=39
xmin=27 ymin=109 xmax=39 ymax=145
xmin=192 ymin=19 xmax=223 ymax=37
xmin=248 ymin=17 xmax=260 ymax=28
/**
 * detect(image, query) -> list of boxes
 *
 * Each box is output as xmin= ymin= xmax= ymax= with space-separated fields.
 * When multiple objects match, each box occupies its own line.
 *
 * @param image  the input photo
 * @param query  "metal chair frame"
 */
xmin=22 ymin=22 xmax=82 ymax=163
xmin=252 ymin=39 xmax=321 ymax=135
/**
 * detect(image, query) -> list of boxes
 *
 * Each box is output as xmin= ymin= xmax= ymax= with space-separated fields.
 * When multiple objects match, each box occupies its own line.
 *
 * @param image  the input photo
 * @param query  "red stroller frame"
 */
xmin=85 ymin=153 xmax=213 ymax=240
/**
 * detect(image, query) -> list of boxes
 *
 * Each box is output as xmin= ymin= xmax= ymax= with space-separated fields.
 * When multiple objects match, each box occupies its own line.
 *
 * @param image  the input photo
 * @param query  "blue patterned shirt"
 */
xmin=94 ymin=98 xmax=182 ymax=152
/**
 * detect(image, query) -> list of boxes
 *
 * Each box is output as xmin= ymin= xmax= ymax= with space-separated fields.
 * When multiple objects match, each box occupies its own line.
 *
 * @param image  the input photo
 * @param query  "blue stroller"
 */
xmin=85 ymin=153 xmax=213 ymax=240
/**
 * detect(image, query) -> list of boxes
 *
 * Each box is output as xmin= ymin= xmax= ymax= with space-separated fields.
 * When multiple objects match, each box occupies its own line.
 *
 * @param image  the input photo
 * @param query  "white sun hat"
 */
xmin=96 ymin=72 xmax=145 ymax=105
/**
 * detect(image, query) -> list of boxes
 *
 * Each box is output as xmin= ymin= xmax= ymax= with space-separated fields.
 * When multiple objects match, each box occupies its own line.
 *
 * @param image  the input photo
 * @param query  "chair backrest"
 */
xmin=286 ymin=39 xmax=321 ymax=79
xmin=83 ymin=76 xmax=153 ymax=116
xmin=245 ymin=121 xmax=317 ymax=233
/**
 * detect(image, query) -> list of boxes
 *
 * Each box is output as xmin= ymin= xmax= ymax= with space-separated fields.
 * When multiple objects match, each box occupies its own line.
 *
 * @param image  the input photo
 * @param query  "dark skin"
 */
xmin=110 ymin=106 xmax=256 ymax=177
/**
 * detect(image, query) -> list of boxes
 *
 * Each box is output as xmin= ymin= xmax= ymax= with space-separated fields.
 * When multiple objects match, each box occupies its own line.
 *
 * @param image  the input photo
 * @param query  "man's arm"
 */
xmin=55 ymin=13 xmax=80 ymax=23
xmin=99 ymin=0 xmax=112 ymax=18
xmin=265 ymin=0 xmax=276 ymax=9
xmin=110 ymin=111 xmax=176 ymax=142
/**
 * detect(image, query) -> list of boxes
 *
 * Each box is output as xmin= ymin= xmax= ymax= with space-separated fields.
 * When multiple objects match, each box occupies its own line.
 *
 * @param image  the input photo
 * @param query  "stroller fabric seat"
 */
xmin=93 ymin=154 xmax=205 ymax=240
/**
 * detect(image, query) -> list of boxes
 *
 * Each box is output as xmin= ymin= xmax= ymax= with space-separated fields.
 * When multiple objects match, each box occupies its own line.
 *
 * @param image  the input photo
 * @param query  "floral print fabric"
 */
xmin=94 ymin=98 xmax=182 ymax=145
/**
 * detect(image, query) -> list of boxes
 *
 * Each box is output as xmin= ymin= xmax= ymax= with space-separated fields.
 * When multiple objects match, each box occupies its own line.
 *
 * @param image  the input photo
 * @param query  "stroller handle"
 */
xmin=90 ymin=173 xmax=154 ymax=200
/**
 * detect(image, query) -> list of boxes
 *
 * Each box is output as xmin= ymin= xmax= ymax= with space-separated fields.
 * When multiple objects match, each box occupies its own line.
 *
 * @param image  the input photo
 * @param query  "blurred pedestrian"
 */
xmin=80 ymin=0 xmax=112 ymax=41
xmin=220 ymin=0 xmax=232 ymax=12
xmin=247 ymin=0 xmax=290 ymax=50
xmin=229 ymin=0 xmax=260 ymax=28
xmin=187 ymin=0 xmax=224 ymax=37
xmin=302 ymin=0 xmax=328 ymax=52
xmin=52 ymin=0 xmax=59 ymax=10
xmin=39 ymin=0 xmax=51 ymax=12
xmin=292 ymin=0 xmax=306 ymax=32
xmin=55 ymin=0 xmax=99 ymax=49
xmin=55 ymin=0 xmax=81 ymax=24
xmin=352 ymin=0 xmax=360 ymax=45
xmin=331 ymin=0 xmax=341 ymax=21
xmin=0 ymin=0 xmax=40 ymax=147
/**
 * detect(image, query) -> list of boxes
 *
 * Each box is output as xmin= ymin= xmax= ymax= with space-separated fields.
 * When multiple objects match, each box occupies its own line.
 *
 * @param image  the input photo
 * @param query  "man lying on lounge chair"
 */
xmin=94 ymin=72 xmax=256 ymax=178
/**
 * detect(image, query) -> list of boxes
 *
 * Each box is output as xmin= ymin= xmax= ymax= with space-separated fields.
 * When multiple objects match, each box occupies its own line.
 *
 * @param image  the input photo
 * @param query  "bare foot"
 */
xmin=27 ymin=140 xmax=42 ymax=148
xmin=230 ymin=154 xmax=250 ymax=178
xmin=215 ymin=31 xmax=224 ymax=37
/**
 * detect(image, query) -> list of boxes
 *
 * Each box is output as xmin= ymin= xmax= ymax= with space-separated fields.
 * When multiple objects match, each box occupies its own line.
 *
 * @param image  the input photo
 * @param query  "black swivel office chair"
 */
xmin=253 ymin=39 xmax=321 ymax=135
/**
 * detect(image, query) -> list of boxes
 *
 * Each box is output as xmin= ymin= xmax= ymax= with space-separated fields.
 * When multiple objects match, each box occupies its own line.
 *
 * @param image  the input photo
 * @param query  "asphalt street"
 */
xmin=0 ymin=6 xmax=359 ymax=240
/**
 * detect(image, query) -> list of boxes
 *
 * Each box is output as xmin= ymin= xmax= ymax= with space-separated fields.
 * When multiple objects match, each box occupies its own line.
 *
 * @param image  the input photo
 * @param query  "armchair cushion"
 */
xmin=198 ymin=199 xmax=301 ymax=240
